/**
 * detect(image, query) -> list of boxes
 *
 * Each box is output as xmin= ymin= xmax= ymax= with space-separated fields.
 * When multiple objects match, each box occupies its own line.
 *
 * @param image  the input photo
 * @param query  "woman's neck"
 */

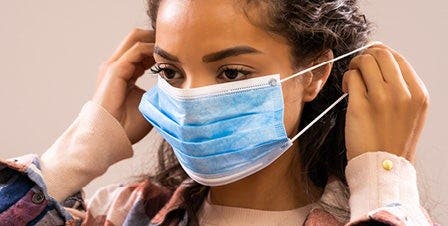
xmin=209 ymin=143 xmax=321 ymax=211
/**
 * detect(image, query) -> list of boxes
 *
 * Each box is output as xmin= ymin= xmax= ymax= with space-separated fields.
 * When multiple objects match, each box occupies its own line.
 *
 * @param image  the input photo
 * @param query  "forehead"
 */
xmin=154 ymin=0 xmax=287 ymax=56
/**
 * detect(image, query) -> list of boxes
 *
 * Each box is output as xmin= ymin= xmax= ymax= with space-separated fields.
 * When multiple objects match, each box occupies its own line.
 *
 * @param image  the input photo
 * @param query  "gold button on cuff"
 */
xmin=382 ymin=159 xmax=393 ymax=171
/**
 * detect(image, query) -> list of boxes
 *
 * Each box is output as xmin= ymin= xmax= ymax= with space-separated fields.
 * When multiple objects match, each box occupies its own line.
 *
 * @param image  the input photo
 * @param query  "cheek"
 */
xmin=281 ymin=83 xmax=305 ymax=137
xmin=283 ymin=102 xmax=303 ymax=137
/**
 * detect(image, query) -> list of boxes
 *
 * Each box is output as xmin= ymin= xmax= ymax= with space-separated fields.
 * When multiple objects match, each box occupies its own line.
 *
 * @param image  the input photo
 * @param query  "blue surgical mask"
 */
xmin=138 ymin=42 xmax=380 ymax=186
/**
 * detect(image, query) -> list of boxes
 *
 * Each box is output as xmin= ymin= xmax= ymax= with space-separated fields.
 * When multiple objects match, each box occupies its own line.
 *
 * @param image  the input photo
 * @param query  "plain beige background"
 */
xmin=1 ymin=0 xmax=447 ymax=223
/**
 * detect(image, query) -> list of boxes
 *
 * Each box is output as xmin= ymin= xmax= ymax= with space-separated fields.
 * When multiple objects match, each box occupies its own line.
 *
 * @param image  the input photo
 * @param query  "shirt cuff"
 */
xmin=345 ymin=151 xmax=420 ymax=222
xmin=40 ymin=101 xmax=133 ymax=202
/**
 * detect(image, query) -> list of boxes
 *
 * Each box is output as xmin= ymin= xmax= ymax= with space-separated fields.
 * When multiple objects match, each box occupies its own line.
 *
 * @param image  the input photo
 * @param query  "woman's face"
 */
xmin=154 ymin=0 xmax=308 ymax=137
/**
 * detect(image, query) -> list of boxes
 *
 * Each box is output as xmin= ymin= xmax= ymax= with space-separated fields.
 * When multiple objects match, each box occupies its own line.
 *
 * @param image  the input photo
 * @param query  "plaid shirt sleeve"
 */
xmin=0 ymin=154 xmax=83 ymax=225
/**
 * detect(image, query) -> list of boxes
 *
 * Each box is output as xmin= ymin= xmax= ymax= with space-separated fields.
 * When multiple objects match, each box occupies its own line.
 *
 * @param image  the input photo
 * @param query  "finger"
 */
xmin=387 ymin=47 xmax=430 ymax=162
xmin=384 ymin=46 xmax=429 ymax=162
xmin=109 ymin=42 xmax=155 ymax=81
xmin=132 ymin=61 xmax=155 ymax=82
xmin=123 ymin=61 xmax=155 ymax=86
xmin=384 ymin=46 xmax=429 ymax=102
xmin=349 ymin=53 xmax=385 ymax=95
xmin=363 ymin=46 xmax=411 ymax=97
xmin=108 ymin=28 xmax=155 ymax=63
xmin=342 ymin=69 xmax=368 ymax=102
xmin=142 ymin=56 xmax=156 ymax=69
xmin=117 ymin=42 xmax=155 ymax=65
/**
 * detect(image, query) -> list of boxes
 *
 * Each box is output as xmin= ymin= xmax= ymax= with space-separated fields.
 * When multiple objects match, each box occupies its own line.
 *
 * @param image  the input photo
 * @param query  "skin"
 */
xmin=92 ymin=0 xmax=429 ymax=211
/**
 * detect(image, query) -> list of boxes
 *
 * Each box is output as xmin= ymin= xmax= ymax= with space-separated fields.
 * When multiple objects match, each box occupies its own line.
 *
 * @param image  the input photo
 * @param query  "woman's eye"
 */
xmin=218 ymin=66 xmax=253 ymax=82
xmin=160 ymin=68 xmax=179 ymax=80
xmin=150 ymin=64 xmax=182 ymax=80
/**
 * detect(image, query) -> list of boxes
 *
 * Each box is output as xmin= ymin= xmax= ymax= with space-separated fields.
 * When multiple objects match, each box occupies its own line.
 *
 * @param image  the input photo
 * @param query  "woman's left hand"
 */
xmin=342 ymin=43 xmax=429 ymax=162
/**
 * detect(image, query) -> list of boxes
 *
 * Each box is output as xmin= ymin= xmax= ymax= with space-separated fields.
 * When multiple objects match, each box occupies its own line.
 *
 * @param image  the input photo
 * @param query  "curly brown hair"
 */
xmin=146 ymin=0 xmax=373 ymax=225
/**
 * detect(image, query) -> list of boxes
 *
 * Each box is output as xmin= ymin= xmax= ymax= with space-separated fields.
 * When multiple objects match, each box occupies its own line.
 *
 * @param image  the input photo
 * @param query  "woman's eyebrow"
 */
xmin=154 ymin=46 xmax=180 ymax=62
xmin=202 ymin=46 xmax=262 ymax=63
xmin=153 ymin=45 xmax=262 ymax=63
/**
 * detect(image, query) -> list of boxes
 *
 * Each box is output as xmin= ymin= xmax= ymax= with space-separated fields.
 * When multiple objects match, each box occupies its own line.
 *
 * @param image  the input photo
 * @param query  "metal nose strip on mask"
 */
xmin=287 ymin=41 xmax=382 ymax=143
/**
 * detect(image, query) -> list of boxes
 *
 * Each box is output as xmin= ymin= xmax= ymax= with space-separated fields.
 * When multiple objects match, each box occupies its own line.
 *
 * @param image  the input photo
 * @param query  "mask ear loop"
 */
xmin=287 ymin=41 xmax=382 ymax=143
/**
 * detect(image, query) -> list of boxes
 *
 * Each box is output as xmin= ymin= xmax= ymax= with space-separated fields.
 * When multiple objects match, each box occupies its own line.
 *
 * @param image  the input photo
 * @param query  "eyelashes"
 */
xmin=149 ymin=64 xmax=162 ymax=74
xmin=150 ymin=64 xmax=181 ymax=80
xmin=149 ymin=64 xmax=169 ymax=74
xmin=149 ymin=63 xmax=255 ymax=82
xmin=217 ymin=65 xmax=253 ymax=81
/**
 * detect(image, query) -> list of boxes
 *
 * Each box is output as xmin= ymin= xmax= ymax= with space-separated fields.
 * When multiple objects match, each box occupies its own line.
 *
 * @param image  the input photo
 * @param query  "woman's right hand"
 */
xmin=342 ymin=44 xmax=429 ymax=162
xmin=92 ymin=28 xmax=155 ymax=144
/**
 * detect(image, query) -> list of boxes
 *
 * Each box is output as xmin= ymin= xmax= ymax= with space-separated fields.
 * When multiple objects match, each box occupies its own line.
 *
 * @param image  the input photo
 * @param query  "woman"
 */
xmin=0 ymin=0 xmax=434 ymax=225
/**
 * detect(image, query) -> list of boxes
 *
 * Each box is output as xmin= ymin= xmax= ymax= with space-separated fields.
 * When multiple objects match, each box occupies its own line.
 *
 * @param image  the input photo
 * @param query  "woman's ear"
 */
xmin=302 ymin=50 xmax=334 ymax=102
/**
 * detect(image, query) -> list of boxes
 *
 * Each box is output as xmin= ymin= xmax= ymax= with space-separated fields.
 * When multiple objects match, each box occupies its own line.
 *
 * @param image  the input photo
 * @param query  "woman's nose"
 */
xmin=180 ymin=75 xmax=216 ymax=89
